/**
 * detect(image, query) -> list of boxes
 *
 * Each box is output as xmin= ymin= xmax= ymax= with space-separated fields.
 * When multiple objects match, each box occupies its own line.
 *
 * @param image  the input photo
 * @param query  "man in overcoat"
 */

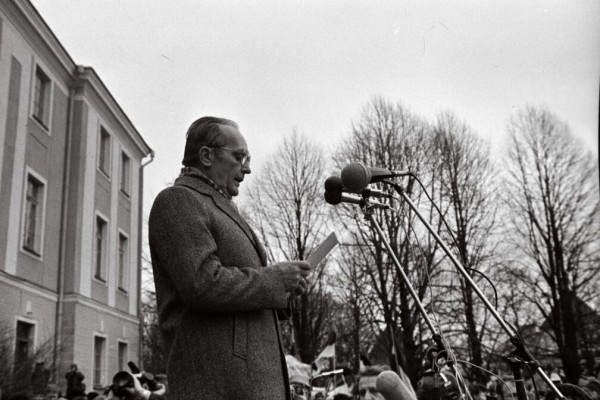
xmin=149 ymin=116 xmax=311 ymax=399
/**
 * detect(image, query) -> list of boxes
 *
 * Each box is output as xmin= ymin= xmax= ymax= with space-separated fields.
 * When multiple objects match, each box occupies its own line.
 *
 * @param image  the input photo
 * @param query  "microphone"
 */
xmin=376 ymin=370 xmax=417 ymax=400
xmin=324 ymin=175 xmax=393 ymax=199
xmin=324 ymin=190 xmax=390 ymax=209
xmin=341 ymin=163 xmax=411 ymax=193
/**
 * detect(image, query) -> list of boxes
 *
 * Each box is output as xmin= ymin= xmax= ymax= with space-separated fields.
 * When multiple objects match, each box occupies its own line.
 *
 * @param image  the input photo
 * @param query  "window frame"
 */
xmin=93 ymin=212 xmax=109 ymax=283
xmin=119 ymin=150 xmax=131 ymax=196
xmin=92 ymin=334 xmax=107 ymax=390
xmin=117 ymin=230 xmax=129 ymax=293
xmin=20 ymin=167 xmax=47 ymax=260
xmin=31 ymin=64 xmax=53 ymax=132
xmin=14 ymin=318 xmax=37 ymax=367
xmin=117 ymin=340 xmax=129 ymax=372
xmin=98 ymin=126 xmax=112 ymax=178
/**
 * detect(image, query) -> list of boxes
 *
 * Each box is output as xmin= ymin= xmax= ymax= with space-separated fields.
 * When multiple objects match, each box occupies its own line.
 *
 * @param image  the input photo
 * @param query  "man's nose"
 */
xmin=242 ymin=163 xmax=251 ymax=174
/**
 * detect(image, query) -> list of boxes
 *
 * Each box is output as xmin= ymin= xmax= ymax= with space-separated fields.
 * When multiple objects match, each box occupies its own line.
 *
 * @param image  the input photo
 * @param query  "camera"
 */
xmin=127 ymin=361 xmax=159 ymax=392
xmin=112 ymin=371 xmax=135 ymax=400
xmin=110 ymin=362 xmax=159 ymax=400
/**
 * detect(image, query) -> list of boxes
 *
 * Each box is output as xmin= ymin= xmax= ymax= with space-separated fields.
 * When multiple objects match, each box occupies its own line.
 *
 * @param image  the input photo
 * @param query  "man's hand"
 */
xmin=131 ymin=373 xmax=151 ymax=400
xmin=273 ymin=261 xmax=311 ymax=295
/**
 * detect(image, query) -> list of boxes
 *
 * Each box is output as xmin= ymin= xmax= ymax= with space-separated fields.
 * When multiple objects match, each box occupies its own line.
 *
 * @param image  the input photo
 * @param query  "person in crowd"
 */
xmin=338 ymin=367 xmax=356 ymax=397
xmin=357 ymin=365 xmax=388 ymax=400
xmin=546 ymin=383 xmax=593 ymax=400
xmin=149 ymin=116 xmax=313 ymax=399
xmin=65 ymin=364 xmax=85 ymax=400
xmin=44 ymin=384 xmax=61 ymax=400
xmin=105 ymin=371 xmax=166 ymax=400
xmin=290 ymin=374 xmax=311 ymax=400
xmin=578 ymin=361 xmax=600 ymax=400
xmin=548 ymin=364 xmax=563 ymax=385
xmin=468 ymin=382 xmax=488 ymax=400
xmin=416 ymin=368 xmax=461 ymax=400
xmin=485 ymin=374 xmax=499 ymax=400
xmin=357 ymin=364 xmax=416 ymax=400
xmin=32 ymin=362 xmax=50 ymax=397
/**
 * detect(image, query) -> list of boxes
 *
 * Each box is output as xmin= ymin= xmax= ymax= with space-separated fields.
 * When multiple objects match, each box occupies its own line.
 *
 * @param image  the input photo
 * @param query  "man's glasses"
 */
xmin=210 ymin=147 xmax=251 ymax=165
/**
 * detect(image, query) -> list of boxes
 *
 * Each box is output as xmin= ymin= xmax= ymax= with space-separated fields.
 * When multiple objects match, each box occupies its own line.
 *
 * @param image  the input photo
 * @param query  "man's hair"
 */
xmin=417 ymin=371 xmax=460 ymax=400
xmin=359 ymin=364 xmax=390 ymax=379
xmin=182 ymin=116 xmax=238 ymax=167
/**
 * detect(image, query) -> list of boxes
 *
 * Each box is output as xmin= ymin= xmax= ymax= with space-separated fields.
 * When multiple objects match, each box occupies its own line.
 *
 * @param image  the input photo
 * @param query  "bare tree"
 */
xmin=244 ymin=130 xmax=333 ymax=364
xmin=504 ymin=106 xmax=600 ymax=382
xmin=431 ymin=112 xmax=499 ymax=382
xmin=140 ymin=244 xmax=167 ymax=375
xmin=0 ymin=322 xmax=56 ymax=398
xmin=332 ymin=96 xmax=447 ymax=383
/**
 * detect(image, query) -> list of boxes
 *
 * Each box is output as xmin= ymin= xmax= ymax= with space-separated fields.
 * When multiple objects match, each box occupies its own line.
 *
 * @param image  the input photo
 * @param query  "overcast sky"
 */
xmin=30 ymin=0 xmax=600 ymax=214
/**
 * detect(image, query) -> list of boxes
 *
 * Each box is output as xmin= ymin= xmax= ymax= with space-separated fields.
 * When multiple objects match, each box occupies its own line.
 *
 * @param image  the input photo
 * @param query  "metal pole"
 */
xmin=383 ymin=180 xmax=564 ymax=400
xmin=360 ymin=199 xmax=464 ymax=391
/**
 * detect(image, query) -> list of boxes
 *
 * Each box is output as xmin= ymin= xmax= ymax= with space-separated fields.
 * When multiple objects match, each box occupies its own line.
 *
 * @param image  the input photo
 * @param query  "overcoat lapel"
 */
xmin=175 ymin=175 xmax=267 ymax=265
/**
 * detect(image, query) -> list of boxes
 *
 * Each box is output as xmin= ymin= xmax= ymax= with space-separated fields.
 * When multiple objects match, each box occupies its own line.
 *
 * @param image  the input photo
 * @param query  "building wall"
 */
xmin=17 ymin=70 xmax=69 ymax=290
xmin=0 ymin=1 xmax=151 ymax=391
xmin=59 ymin=297 xmax=140 ymax=391
xmin=0 ymin=278 xmax=58 ymax=365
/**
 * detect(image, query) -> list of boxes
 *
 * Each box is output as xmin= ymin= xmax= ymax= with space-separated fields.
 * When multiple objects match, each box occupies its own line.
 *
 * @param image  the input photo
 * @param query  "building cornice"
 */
xmin=2 ymin=0 xmax=153 ymax=160
xmin=76 ymin=67 xmax=153 ymax=160
xmin=3 ymin=0 xmax=77 ymax=84
xmin=63 ymin=293 xmax=140 ymax=324
xmin=0 ymin=270 xmax=58 ymax=302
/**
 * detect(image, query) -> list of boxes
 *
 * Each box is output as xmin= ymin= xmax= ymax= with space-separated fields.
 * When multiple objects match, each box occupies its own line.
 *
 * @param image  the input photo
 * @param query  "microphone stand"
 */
xmin=380 ymin=179 xmax=566 ymax=400
xmin=356 ymin=196 xmax=467 ymax=397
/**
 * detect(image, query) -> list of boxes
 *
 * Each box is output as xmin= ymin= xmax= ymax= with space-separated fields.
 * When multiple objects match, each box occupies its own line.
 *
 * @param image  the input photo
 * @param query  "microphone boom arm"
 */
xmin=359 ymin=197 xmax=465 ymax=390
xmin=381 ymin=179 xmax=566 ymax=400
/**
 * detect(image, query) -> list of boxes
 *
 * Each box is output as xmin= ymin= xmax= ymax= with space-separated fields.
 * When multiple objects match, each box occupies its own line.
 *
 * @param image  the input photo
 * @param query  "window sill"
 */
xmin=31 ymin=114 xmax=50 ymax=133
xmin=21 ymin=246 xmax=43 ymax=261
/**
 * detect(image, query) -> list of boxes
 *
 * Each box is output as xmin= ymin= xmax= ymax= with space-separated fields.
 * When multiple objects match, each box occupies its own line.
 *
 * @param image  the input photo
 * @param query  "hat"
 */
xmin=290 ymin=374 xmax=310 ymax=388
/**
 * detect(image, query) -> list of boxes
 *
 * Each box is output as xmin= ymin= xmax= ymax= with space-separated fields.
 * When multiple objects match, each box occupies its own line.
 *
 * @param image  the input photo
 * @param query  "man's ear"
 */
xmin=197 ymin=146 xmax=213 ymax=167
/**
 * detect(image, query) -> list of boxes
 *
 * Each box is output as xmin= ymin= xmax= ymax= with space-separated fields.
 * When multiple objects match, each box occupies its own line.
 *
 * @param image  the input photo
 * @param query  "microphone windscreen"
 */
xmin=341 ymin=163 xmax=371 ymax=193
xmin=324 ymin=190 xmax=342 ymax=205
xmin=376 ymin=370 xmax=417 ymax=400
xmin=324 ymin=176 xmax=343 ymax=192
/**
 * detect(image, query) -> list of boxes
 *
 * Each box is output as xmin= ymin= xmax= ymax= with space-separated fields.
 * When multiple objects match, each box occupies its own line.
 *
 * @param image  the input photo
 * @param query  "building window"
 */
xmin=22 ymin=172 xmax=45 ymax=256
xmin=15 ymin=321 xmax=35 ymax=366
xmin=93 ymin=336 xmax=106 ymax=388
xmin=94 ymin=216 xmax=108 ymax=281
xmin=32 ymin=66 xmax=51 ymax=128
xmin=118 ymin=233 xmax=128 ymax=291
xmin=13 ymin=321 xmax=35 ymax=384
xmin=98 ymin=127 xmax=111 ymax=176
xmin=120 ymin=152 xmax=130 ymax=195
xmin=118 ymin=342 xmax=128 ymax=371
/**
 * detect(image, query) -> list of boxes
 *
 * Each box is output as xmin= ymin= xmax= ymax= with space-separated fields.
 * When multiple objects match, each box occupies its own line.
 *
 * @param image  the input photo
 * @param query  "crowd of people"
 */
xmin=2 ymin=364 xmax=167 ymax=400
xmin=288 ymin=360 xmax=600 ymax=400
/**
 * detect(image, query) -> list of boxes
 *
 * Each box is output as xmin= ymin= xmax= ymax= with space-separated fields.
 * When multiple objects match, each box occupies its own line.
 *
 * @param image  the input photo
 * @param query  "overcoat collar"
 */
xmin=174 ymin=174 xmax=268 ymax=265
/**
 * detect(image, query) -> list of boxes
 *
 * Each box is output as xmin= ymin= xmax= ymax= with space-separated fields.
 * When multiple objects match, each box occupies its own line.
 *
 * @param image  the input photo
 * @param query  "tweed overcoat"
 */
xmin=149 ymin=173 xmax=292 ymax=399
